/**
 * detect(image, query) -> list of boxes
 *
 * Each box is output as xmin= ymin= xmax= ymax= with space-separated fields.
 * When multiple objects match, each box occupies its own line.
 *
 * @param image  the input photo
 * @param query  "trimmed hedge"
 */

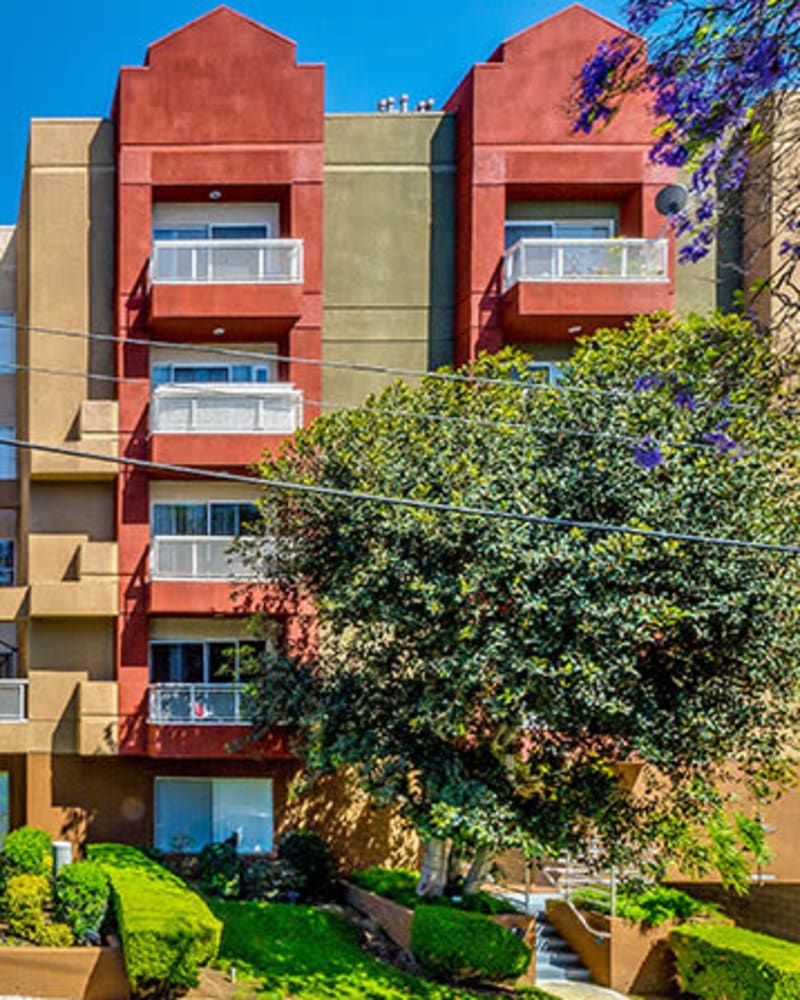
xmin=672 ymin=922 xmax=800 ymax=999
xmin=573 ymin=884 xmax=721 ymax=927
xmin=88 ymin=843 xmax=221 ymax=991
xmin=3 ymin=826 xmax=52 ymax=880
xmin=350 ymin=866 xmax=516 ymax=915
xmin=411 ymin=905 xmax=530 ymax=982
xmin=6 ymin=873 xmax=50 ymax=941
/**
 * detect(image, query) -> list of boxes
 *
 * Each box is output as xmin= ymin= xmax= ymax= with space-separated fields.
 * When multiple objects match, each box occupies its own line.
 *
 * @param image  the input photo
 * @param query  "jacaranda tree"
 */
xmin=240 ymin=313 xmax=800 ymax=896
xmin=573 ymin=0 xmax=799 ymax=326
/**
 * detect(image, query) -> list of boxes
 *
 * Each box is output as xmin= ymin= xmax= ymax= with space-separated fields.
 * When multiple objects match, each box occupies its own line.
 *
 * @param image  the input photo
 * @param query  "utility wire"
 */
xmin=1 ymin=433 xmax=798 ymax=555
xmin=0 ymin=356 xmax=784 ymax=458
xmin=9 ymin=320 xmax=784 ymax=416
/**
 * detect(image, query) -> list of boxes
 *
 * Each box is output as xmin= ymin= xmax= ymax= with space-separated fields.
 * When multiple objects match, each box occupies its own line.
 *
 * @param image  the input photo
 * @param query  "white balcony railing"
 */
xmin=0 ymin=679 xmax=27 ymax=721
xmin=151 ymin=384 xmax=303 ymax=435
xmin=503 ymin=238 xmax=669 ymax=290
xmin=148 ymin=683 xmax=253 ymax=725
xmin=151 ymin=536 xmax=251 ymax=580
xmin=151 ymin=238 xmax=304 ymax=284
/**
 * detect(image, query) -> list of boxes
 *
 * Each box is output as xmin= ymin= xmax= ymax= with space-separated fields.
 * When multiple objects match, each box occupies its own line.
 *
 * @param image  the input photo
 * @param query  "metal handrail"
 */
xmin=0 ymin=679 xmax=28 ymax=722
xmin=148 ymin=682 xmax=252 ymax=725
xmin=151 ymin=237 xmax=304 ymax=285
xmin=150 ymin=382 xmax=304 ymax=435
xmin=503 ymin=236 xmax=669 ymax=290
xmin=150 ymin=535 xmax=252 ymax=580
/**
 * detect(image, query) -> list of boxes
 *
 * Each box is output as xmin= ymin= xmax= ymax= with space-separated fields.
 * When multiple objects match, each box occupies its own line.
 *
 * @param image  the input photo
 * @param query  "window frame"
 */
xmin=148 ymin=637 xmax=265 ymax=685
xmin=504 ymin=217 xmax=616 ymax=248
xmin=150 ymin=500 xmax=259 ymax=538
xmin=0 ymin=540 xmax=15 ymax=587
xmin=151 ymin=363 xmax=273 ymax=387
xmin=154 ymin=776 xmax=274 ymax=854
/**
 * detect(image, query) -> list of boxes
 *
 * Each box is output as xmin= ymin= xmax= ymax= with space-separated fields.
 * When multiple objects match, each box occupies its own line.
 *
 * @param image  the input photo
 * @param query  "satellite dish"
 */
xmin=655 ymin=183 xmax=689 ymax=216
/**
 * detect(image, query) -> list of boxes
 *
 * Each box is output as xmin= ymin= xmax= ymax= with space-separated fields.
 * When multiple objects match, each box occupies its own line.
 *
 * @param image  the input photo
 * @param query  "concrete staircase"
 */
xmin=535 ymin=909 xmax=593 ymax=983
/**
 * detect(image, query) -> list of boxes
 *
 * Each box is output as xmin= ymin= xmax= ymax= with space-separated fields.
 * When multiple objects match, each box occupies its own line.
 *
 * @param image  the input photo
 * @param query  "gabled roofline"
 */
xmin=488 ymin=3 xmax=637 ymax=62
xmin=145 ymin=5 xmax=297 ymax=65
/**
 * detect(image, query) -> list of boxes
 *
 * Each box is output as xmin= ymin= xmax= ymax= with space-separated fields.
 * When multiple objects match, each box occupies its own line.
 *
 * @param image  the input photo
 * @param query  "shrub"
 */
xmin=197 ymin=841 xmax=241 ymax=898
xmin=37 ymin=922 xmax=74 ymax=947
xmin=350 ymin=866 xmax=517 ymax=915
xmin=3 ymin=826 xmax=53 ymax=880
xmin=6 ymin=873 xmax=50 ymax=941
xmin=55 ymin=861 xmax=110 ymax=943
xmin=672 ymin=923 xmax=800 ymax=999
xmin=240 ymin=856 xmax=302 ymax=901
xmin=278 ymin=830 xmax=337 ymax=901
xmin=572 ymin=884 xmax=722 ymax=927
xmin=88 ymin=843 xmax=221 ymax=992
xmin=411 ymin=905 xmax=530 ymax=982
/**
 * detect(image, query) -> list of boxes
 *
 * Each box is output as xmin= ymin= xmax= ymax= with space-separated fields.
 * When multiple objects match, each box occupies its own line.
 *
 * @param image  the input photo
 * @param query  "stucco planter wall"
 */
xmin=547 ymin=899 xmax=677 ymax=996
xmin=344 ymin=881 xmax=537 ymax=984
xmin=0 ymin=944 xmax=129 ymax=1000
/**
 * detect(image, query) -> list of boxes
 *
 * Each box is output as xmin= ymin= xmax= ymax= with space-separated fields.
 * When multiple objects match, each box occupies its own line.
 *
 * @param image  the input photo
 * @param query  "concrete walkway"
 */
xmin=538 ymin=983 xmax=629 ymax=999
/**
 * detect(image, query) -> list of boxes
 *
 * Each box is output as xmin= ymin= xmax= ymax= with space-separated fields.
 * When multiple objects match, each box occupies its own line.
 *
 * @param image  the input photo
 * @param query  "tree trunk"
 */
xmin=463 ymin=845 xmax=493 ymax=896
xmin=417 ymin=838 xmax=451 ymax=898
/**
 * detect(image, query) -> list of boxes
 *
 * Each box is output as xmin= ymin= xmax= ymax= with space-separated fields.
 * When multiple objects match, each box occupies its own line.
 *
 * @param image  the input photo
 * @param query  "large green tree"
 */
xmin=240 ymin=313 xmax=800 ymax=894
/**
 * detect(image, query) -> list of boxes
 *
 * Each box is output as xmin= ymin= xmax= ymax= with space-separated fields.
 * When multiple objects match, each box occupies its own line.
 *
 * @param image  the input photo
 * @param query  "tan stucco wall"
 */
xmin=323 ymin=113 xmax=456 ymax=406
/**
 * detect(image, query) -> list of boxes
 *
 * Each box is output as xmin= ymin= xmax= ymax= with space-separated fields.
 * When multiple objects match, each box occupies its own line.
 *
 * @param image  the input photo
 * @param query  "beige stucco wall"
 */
xmin=323 ymin=113 xmax=456 ymax=406
xmin=11 ymin=119 xmax=118 ymax=757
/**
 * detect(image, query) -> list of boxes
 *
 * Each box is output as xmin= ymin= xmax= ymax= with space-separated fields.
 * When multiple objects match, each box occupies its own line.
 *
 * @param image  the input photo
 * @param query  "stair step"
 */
xmin=536 ymin=963 xmax=593 ymax=982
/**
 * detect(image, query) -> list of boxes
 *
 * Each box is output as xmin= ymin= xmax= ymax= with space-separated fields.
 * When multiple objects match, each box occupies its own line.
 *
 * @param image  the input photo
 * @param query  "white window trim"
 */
xmin=150 ymin=499 xmax=259 ymax=537
xmin=148 ymin=638 xmax=264 ymax=684
xmin=154 ymin=776 xmax=274 ymax=854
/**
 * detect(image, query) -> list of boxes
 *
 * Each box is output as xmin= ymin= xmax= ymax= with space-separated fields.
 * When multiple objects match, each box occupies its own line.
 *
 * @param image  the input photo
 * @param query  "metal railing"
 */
xmin=151 ymin=238 xmax=304 ymax=284
xmin=150 ymin=383 xmax=303 ymax=435
xmin=503 ymin=238 xmax=669 ymax=290
xmin=148 ymin=683 xmax=253 ymax=725
xmin=0 ymin=679 xmax=27 ymax=721
xmin=151 ymin=536 xmax=251 ymax=580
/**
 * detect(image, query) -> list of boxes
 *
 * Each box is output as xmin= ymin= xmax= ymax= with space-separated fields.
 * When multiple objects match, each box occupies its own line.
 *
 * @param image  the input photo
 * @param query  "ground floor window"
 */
xmin=154 ymin=777 xmax=273 ymax=854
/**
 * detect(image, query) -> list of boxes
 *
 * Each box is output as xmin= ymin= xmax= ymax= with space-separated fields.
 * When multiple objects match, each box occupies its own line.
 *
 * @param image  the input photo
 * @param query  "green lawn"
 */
xmin=210 ymin=900 xmax=556 ymax=1000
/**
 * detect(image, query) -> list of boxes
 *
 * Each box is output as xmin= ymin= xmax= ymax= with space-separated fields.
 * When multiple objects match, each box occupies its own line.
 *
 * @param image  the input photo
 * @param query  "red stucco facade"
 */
xmin=113 ymin=7 xmax=324 ymax=756
xmin=444 ymin=4 xmax=675 ymax=363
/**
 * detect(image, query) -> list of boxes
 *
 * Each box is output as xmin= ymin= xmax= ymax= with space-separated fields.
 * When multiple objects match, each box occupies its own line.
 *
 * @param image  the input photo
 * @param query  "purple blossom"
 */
xmin=674 ymin=387 xmax=697 ymax=410
xmin=634 ymin=373 xmax=665 ymax=392
xmin=633 ymin=436 xmax=664 ymax=469
xmin=702 ymin=424 xmax=745 ymax=459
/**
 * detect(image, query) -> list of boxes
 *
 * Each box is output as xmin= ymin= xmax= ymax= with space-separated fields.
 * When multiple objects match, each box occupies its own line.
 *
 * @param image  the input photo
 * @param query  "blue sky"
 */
xmin=0 ymin=0 xmax=623 ymax=222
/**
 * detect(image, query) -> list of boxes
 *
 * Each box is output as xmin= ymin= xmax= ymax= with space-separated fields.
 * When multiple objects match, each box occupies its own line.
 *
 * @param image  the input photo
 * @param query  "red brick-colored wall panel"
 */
xmin=445 ymin=4 xmax=676 ymax=363
xmin=114 ymin=8 xmax=324 ymax=760
xmin=117 ymin=8 xmax=324 ymax=147
xmin=146 ymin=724 xmax=293 ymax=760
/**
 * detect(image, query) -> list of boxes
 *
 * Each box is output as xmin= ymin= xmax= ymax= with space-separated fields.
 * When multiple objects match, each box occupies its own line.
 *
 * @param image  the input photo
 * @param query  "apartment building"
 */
xmin=2 ymin=3 xmax=784 ymax=878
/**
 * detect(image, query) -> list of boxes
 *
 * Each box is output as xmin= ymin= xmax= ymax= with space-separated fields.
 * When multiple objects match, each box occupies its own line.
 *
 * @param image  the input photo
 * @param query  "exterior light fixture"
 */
xmin=213 ymin=326 xmax=225 ymax=337
xmin=567 ymin=325 xmax=582 ymax=334
xmin=209 ymin=190 xmax=222 ymax=200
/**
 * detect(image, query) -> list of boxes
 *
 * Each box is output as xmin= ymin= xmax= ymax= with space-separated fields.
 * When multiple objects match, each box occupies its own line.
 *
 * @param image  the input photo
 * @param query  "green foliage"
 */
xmin=88 ymin=843 xmax=221 ymax=992
xmin=278 ymin=830 xmax=337 ymax=901
xmin=240 ymin=857 xmax=302 ymax=902
xmin=197 ymin=841 xmax=241 ymax=899
xmin=212 ymin=899 xmax=550 ymax=1000
xmin=6 ymin=873 xmax=50 ymax=941
xmin=572 ymin=884 xmax=722 ymax=926
xmin=3 ymin=826 xmax=53 ymax=880
xmin=411 ymin=905 xmax=530 ymax=982
xmin=36 ymin=922 xmax=74 ymax=948
xmin=55 ymin=861 xmax=110 ymax=943
xmin=672 ymin=922 xmax=800 ymax=999
xmin=242 ymin=314 xmax=800 ymax=875
xmin=350 ymin=867 xmax=516 ymax=914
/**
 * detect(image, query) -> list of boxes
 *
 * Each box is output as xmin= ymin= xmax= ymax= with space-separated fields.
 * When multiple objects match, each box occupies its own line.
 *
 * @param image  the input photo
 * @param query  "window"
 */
xmin=0 ymin=541 xmax=14 ymax=586
xmin=0 ymin=427 xmax=16 ymax=480
xmin=0 ymin=314 xmax=15 ymax=371
xmin=149 ymin=639 xmax=265 ymax=684
xmin=151 ymin=364 xmax=272 ymax=387
xmin=505 ymin=218 xmax=615 ymax=248
xmin=152 ymin=502 xmax=258 ymax=537
xmin=155 ymin=777 xmax=273 ymax=854
xmin=153 ymin=223 xmax=270 ymax=241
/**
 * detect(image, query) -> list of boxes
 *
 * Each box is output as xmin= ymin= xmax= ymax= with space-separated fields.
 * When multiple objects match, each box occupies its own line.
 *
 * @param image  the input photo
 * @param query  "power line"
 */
xmin=2 ymin=433 xmax=798 ymax=555
xmin=10 ymin=320 xmax=782 ymax=416
xmin=0 ymin=356 xmax=780 ymax=458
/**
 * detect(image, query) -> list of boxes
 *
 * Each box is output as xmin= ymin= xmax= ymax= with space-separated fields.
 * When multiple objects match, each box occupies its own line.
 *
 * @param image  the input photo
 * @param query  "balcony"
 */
xmin=0 ymin=679 xmax=27 ymax=722
xmin=500 ymin=238 xmax=672 ymax=340
xmin=148 ymin=683 xmax=253 ymax=726
xmin=148 ymin=238 xmax=305 ymax=336
xmin=151 ymin=384 xmax=302 ymax=435
xmin=150 ymin=536 xmax=250 ymax=581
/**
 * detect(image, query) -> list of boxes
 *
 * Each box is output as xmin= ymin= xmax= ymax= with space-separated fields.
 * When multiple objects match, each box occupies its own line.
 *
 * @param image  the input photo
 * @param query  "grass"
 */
xmin=210 ymin=900 xmax=557 ymax=1000
xmin=349 ymin=868 xmax=518 ymax=915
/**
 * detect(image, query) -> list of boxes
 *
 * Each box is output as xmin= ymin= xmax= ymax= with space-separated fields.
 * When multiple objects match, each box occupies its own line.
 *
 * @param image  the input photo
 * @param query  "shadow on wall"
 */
xmin=278 ymin=768 xmax=421 ymax=873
